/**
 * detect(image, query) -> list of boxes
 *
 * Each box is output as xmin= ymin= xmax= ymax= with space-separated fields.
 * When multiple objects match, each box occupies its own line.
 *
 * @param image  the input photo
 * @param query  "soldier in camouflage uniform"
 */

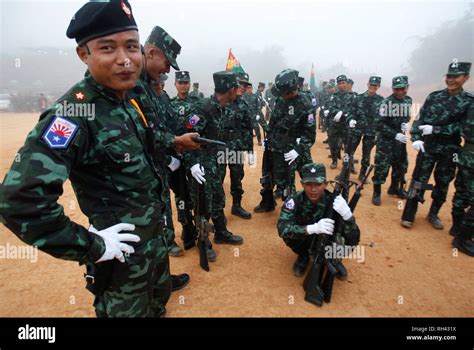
xmin=319 ymin=82 xmax=336 ymax=141
xmin=245 ymin=82 xmax=265 ymax=146
xmin=277 ymin=163 xmax=360 ymax=277
xmin=347 ymin=78 xmax=356 ymax=94
xmin=189 ymin=82 xmax=205 ymax=99
xmin=264 ymin=82 xmax=276 ymax=121
xmin=185 ymin=71 xmax=244 ymax=259
xmin=402 ymin=62 xmax=473 ymax=230
xmin=450 ymin=66 xmax=474 ymax=256
xmin=216 ymin=72 xmax=255 ymax=220
xmin=347 ymin=76 xmax=384 ymax=181
xmin=372 ymin=76 xmax=412 ymax=206
xmin=267 ymin=69 xmax=316 ymax=199
xmin=325 ymin=75 xmax=357 ymax=169
xmin=0 ymin=0 xmax=199 ymax=317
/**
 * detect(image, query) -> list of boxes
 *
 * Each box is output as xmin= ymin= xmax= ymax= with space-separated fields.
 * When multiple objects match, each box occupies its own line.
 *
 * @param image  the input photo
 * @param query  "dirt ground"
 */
xmin=0 ymin=112 xmax=472 ymax=317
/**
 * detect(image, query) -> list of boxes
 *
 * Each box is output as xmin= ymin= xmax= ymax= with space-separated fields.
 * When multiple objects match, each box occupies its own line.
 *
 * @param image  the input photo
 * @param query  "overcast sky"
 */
xmin=0 ymin=0 xmax=471 ymax=92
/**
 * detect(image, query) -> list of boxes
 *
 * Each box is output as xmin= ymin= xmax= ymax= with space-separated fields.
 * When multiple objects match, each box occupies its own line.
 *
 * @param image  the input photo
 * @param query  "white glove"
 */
xmin=284 ymin=149 xmax=299 ymax=164
xmin=401 ymin=122 xmax=409 ymax=132
xmin=167 ymin=156 xmax=181 ymax=172
xmin=324 ymin=110 xmax=329 ymax=117
xmin=333 ymin=195 xmax=353 ymax=221
xmin=316 ymin=107 xmax=321 ymax=113
xmin=334 ymin=111 xmax=343 ymax=122
xmin=349 ymin=120 xmax=357 ymax=128
xmin=395 ymin=133 xmax=408 ymax=144
xmin=419 ymin=125 xmax=433 ymax=136
xmin=261 ymin=139 xmax=265 ymax=147
xmin=89 ymin=223 xmax=140 ymax=263
xmin=306 ymin=218 xmax=335 ymax=235
xmin=296 ymin=138 xmax=301 ymax=145
xmin=191 ymin=163 xmax=206 ymax=184
xmin=247 ymin=152 xmax=256 ymax=165
xmin=256 ymin=115 xmax=260 ymax=121
xmin=412 ymin=140 xmax=425 ymax=152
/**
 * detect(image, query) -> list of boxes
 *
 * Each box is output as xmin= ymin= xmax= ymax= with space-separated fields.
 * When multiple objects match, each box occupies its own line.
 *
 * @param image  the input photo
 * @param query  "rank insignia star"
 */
xmin=75 ymin=92 xmax=85 ymax=100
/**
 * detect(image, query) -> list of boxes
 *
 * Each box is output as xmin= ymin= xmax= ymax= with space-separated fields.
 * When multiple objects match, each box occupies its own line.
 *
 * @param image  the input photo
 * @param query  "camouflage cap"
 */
xmin=347 ymin=78 xmax=354 ymax=85
xmin=146 ymin=26 xmax=181 ymax=70
xmin=392 ymin=75 xmax=409 ymax=88
xmin=175 ymin=71 xmax=190 ymax=82
xmin=237 ymin=72 xmax=252 ymax=86
xmin=193 ymin=82 xmax=199 ymax=88
xmin=213 ymin=71 xmax=238 ymax=93
xmin=336 ymin=75 xmax=348 ymax=83
xmin=368 ymin=76 xmax=382 ymax=85
xmin=301 ymin=163 xmax=326 ymax=184
xmin=258 ymin=82 xmax=265 ymax=88
xmin=447 ymin=61 xmax=471 ymax=76
xmin=329 ymin=79 xmax=336 ymax=84
xmin=66 ymin=0 xmax=137 ymax=46
xmin=271 ymin=69 xmax=299 ymax=96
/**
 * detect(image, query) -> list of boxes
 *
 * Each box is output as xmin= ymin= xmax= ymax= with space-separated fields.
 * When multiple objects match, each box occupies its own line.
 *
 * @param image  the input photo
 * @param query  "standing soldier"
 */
xmin=347 ymin=78 xmax=356 ymax=94
xmin=325 ymin=75 xmax=357 ymax=169
xmin=372 ymin=76 xmax=412 ymax=206
xmin=264 ymin=82 xmax=276 ymax=121
xmin=0 ymin=0 xmax=198 ymax=317
xmin=243 ymin=84 xmax=263 ymax=146
xmin=347 ymin=76 xmax=384 ymax=180
xmin=267 ymin=69 xmax=316 ymax=199
xmin=217 ymin=72 xmax=255 ymax=220
xmin=189 ymin=82 xmax=205 ymax=99
xmin=402 ymin=62 xmax=473 ymax=229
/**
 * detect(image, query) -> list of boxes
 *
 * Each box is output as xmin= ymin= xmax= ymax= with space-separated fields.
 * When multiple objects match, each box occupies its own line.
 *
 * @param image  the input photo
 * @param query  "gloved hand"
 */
xmin=349 ymin=120 xmax=357 ymax=128
xmin=284 ymin=149 xmax=299 ymax=165
xmin=191 ymin=164 xmax=206 ymax=184
xmin=296 ymin=138 xmax=301 ymax=145
xmin=167 ymin=156 xmax=181 ymax=172
xmin=247 ymin=152 xmax=256 ymax=165
xmin=256 ymin=115 xmax=260 ymax=121
xmin=324 ymin=110 xmax=330 ymax=117
xmin=89 ymin=223 xmax=140 ymax=263
xmin=306 ymin=218 xmax=335 ymax=235
xmin=395 ymin=133 xmax=408 ymax=144
xmin=401 ymin=122 xmax=409 ymax=132
xmin=412 ymin=140 xmax=425 ymax=152
xmin=333 ymin=195 xmax=353 ymax=221
xmin=419 ymin=125 xmax=433 ymax=136
xmin=334 ymin=111 xmax=343 ymax=122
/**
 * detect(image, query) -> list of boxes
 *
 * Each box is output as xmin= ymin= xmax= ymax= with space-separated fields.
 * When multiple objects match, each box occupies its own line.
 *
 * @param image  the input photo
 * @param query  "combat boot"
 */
xmin=372 ymin=184 xmax=381 ymax=206
xmin=169 ymin=240 xmax=184 ymax=257
xmin=427 ymin=201 xmax=444 ymax=230
xmin=330 ymin=159 xmax=337 ymax=169
xmin=171 ymin=274 xmax=190 ymax=292
xmin=292 ymin=254 xmax=310 ymax=277
xmin=387 ymin=180 xmax=399 ymax=196
xmin=335 ymin=260 xmax=348 ymax=281
xmin=452 ymin=225 xmax=474 ymax=257
xmin=449 ymin=213 xmax=464 ymax=237
xmin=231 ymin=198 xmax=252 ymax=219
xmin=213 ymin=216 xmax=243 ymax=245
xmin=254 ymin=189 xmax=276 ymax=213
xmin=181 ymin=224 xmax=197 ymax=250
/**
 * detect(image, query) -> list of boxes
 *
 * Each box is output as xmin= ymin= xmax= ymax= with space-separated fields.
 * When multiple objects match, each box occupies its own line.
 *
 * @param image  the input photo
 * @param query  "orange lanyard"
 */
xmin=130 ymin=98 xmax=149 ymax=128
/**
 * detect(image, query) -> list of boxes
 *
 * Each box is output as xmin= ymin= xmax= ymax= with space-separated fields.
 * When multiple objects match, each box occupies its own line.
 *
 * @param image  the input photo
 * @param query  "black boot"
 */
xmin=213 ymin=216 xmax=243 ymax=245
xmin=452 ymin=225 xmax=474 ymax=257
xmin=330 ymin=158 xmax=337 ymax=169
xmin=335 ymin=260 xmax=348 ymax=281
xmin=372 ymin=184 xmax=381 ymax=206
xmin=171 ymin=273 xmax=190 ymax=292
xmin=387 ymin=180 xmax=399 ymax=196
xmin=427 ymin=201 xmax=444 ymax=230
xmin=181 ymin=224 xmax=197 ymax=251
xmin=449 ymin=213 xmax=464 ymax=237
xmin=292 ymin=254 xmax=310 ymax=277
xmin=231 ymin=198 xmax=252 ymax=219
xmin=254 ymin=188 xmax=276 ymax=213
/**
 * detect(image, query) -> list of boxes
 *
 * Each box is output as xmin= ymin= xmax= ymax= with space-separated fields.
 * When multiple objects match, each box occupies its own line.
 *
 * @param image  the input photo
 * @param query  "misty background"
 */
xmin=0 ymin=0 xmax=473 ymax=105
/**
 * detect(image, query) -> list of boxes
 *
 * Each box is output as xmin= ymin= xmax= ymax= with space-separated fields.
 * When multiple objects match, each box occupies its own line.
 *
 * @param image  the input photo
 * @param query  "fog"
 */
xmin=0 ymin=0 xmax=472 ymax=98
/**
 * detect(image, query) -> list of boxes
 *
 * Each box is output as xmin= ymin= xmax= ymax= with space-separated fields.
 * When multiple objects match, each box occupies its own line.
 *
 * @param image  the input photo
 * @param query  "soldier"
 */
xmin=347 ymin=76 xmax=384 ymax=181
xmin=216 ymin=72 xmax=255 ymax=220
xmin=347 ymin=78 xmax=355 ymax=93
xmin=264 ymin=82 xmax=276 ymax=121
xmin=325 ymin=75 xmax=357 ymax=169
xmin=402 ymin=62 xmax=473 ymax=230
xmin=319 ymin=81 xmax=336 ymax=140
xmin=185 ymin=71 xmax=244 ymax=259
xmin=267 ymin=69 xmax=316 ymax=199
xmin=189 ymin=82 xmax=205 ymax=99
xmin=277 ymin=163 xmax=360 ymax=277
xmin=372 ymin=76 xmax=412 ymax=206
xmin=243 ymin=84 xmax=263 ymax=146
xmin=0 ymin=0 xmax=199 ymax=317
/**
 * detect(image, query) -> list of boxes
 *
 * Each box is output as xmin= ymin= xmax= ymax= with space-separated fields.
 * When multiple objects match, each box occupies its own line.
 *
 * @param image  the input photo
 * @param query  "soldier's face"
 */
xmin=328 ymin=87 xmax=335 ymax=93
xmin=302 ymin=181 xmax=327 ymax=203
xmin=445 ymin=74 xmax=469 ymax=93
xmin=145 ymin=46 xmax=171 ymax=80
xmin=337 ymin=81 xmax=347 ymax=92
xmin=282 ymin=89 xmax=298 ymax=100
xmin=77 ymin=30 xmax=142 ymax=98
xmin=392 ymin=87 xmax=408 ymax=99
xmin=258 ymin=86 xmax=265 ymax=92
xmin=175 ymin=81 xmax=190 ymax=94
xmin=216 ymin=88 xmax=237 ymax=106
xmin=367 ymin=84 xmax=380 ymax=94
xmin=237 ymin=84 xmax=247 ymax=96
xmin=246 ymin=86 xmax=253 ymax=95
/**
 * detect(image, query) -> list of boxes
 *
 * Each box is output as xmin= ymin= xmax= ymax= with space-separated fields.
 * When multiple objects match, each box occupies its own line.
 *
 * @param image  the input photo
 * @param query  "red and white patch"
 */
xmin=75 ymin=92 xmax=85 ymax=101
xmin=121 ymin=0 xmax=132 ymax=19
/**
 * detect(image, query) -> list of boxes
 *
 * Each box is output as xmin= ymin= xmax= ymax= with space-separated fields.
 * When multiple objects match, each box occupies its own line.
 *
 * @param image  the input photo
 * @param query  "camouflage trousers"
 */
xmin=372 ymin=139 xmax=408 ymax=185
xmin=168 ymin=167 xmax=195 ymax=232
xmin=349 ymin=132 xmax=376 ymax=170
xmin=270 ymin=150 xmax=297 ymax=193
xmin=416 ymin=147 xmax=457 ymax=207
xmin=452 ymin=164 xmax=474 ymax=218
xmin=327 ymin=123 xmax=346 ymax=162
xmin=93 ymin=235 xmax=171 ymax=317
xmin=284 ymin=235 xmax=312 ymax=258
xmin=218 ymin=159 xmax=245 ymax=202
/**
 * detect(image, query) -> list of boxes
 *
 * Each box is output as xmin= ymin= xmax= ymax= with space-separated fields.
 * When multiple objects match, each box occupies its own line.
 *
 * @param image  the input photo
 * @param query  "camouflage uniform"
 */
xmin=264 ymin=84 xmax=276 ymax=121
xmin=243 ymin=91 xmax=264 ymax=144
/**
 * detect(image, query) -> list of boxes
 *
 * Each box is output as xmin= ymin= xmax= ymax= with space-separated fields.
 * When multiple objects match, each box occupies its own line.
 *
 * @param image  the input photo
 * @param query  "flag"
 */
xmin=310 ymin=63 xmax=316 ymax=91
xmin=225 ymin=49 xmax=245 ymax=73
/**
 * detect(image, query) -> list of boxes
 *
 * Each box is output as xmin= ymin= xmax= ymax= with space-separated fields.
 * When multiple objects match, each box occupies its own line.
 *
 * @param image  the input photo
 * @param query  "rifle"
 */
xmin=257 ymin=129 xmax=276 ymax=210
xmin=191 ymin=136 xmax=226 ymax=147
xmin=401 ymin=150 xmax=434 ymax=224
xmin=282 ymin=160 xmax=295 ymax=201
xmin=174 ymin=162 xmax=196 ymax=250
xmin=195 ymin=182 xmax=214 ymax=271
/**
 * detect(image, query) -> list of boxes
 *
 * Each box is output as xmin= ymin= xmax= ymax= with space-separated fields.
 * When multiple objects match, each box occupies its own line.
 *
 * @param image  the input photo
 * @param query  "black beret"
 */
xmin=66 ymin=0 xmax=138 ymax=46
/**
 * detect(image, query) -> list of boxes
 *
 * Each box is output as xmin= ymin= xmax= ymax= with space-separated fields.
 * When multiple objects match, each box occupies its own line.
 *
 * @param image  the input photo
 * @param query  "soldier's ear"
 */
xmin=76 ymin=46 xmax=89 ymax=65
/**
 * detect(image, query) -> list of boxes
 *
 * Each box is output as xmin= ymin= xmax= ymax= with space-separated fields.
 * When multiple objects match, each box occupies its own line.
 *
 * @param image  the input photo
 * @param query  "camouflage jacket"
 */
xmin=277 ymin=190 xmax=360 ymax=245
xmin=267 ymin=93 xmax=316 ymax=153
xmin=351 ymin=91 xmax=384 ymax=136
xmin=459 ymin=98 xmax=474 ymax=169
xmin=0 ymin=72 xmax=167 ymax=264
xmin=264 ymin=89 xmax=276 ymax=109
xmin=411 ymin=89 xmax=473 ymax=153
xmin=222 ymin=96 xmax=254 ymax=152
xmin=170 ymin=93 xmax=200 ymax=136
xmin=189 ymin=90 xmax=204 ymax=99
xmin=242 ymin=93 xmax=268 ymax=131
xmin=376 ymin=94 xmax=412 ymax=140
xmin=325 ymin=91 xmax=357 ymax=126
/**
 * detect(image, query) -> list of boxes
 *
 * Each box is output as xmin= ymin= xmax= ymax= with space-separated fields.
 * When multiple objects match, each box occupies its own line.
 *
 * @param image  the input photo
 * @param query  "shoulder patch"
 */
xmin=307 ymin=113 xmax=315 ymax=124
xmin=284 ymin=198 xmax=295 ymax=210
xmin=42 ymin=116 xmax=79 ymax=149
xmin=186 ymin=114 xmax=201 ymax=129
